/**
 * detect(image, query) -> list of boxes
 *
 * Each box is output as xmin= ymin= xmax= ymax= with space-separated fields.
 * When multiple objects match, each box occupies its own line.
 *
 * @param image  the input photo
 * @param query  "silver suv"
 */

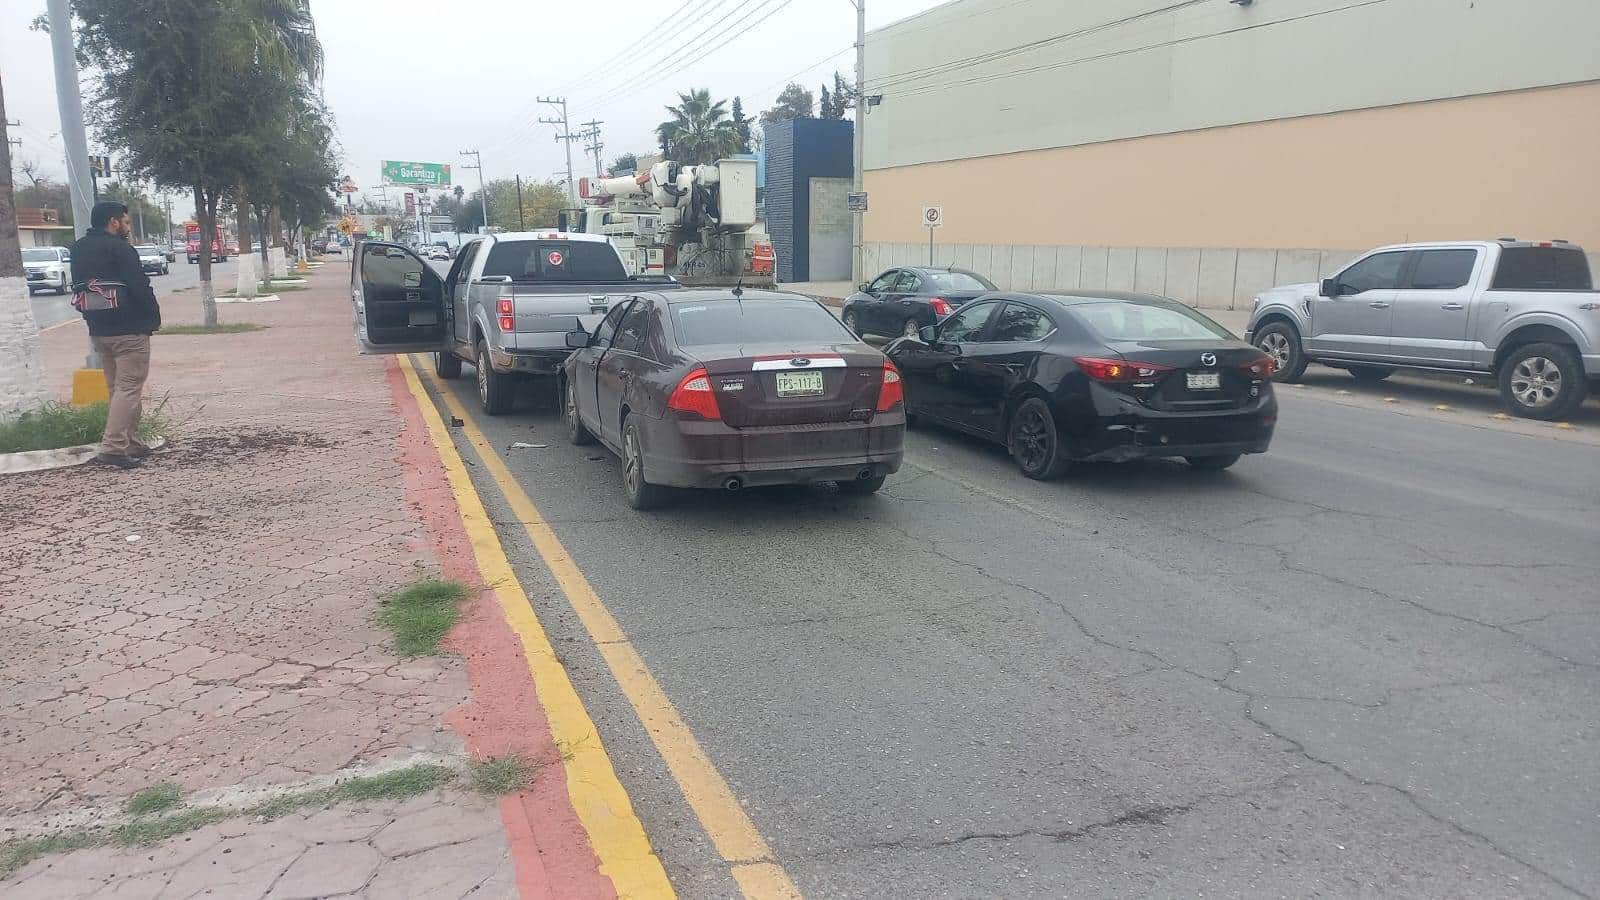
xmin=1246 ymin=240 xmax=1598 ymax=419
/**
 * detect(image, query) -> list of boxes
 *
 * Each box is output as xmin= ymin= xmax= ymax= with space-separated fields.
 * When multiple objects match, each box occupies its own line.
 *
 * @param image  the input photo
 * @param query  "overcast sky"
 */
xmin=4 ymin=0 xmax=946 ymax=214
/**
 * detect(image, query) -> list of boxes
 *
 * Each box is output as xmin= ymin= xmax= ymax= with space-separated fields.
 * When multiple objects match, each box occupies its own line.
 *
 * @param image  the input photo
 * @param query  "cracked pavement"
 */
xmin=3 ymin=271 xmax=520 ymax=898
xmin=427 ymin=356 xmax=1600 ymax=898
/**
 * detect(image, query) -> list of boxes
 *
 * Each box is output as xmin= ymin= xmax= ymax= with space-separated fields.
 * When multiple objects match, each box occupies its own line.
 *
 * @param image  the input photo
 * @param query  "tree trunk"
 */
xmin=195 ymin=185 xmax=219 ymax=327
xmin=235 ymin=187 xmax=252 ymax=268
xmin=0 ymin=76 xmax=52 ymax=418
xmin=256 ymin=205 xmax=270 ymax=272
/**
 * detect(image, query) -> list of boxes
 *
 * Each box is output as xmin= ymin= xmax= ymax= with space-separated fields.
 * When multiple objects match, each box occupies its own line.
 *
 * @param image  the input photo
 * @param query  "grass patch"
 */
xmin=220 ymin=280 xmax=306 ymax=297
xmin=253 ymin=764 xmax=458 ymax=820
xmin=0 ymin=762 xmax=458 ymax=878
xmin=468 ymin=754 xmax=535 ymax=796
xmin=124 ymin=783 xmax=181 ymax=816
xmin=0 ymin=403 xmax=167 ymax=454
xmin=158 ymin=323 xmax=267 ymax=335
xmin=376 ymin=579 xmax=470 ymax=656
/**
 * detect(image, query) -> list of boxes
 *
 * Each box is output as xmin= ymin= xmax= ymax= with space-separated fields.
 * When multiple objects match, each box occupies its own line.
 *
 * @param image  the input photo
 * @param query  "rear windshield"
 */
xmin=671 ymin=299 xmax=854 ymax=346
xmin=135 ymin=245 xmax=159 ymax=253
xmin=927 ymin=271 xmax=995 ymax=291
xmin=481 ymin=240 xmax=627 ymax=282
xmin=23 ymin=248 xmax=59 ymax=262
xmin=1490 ymin=247 xmax=1592 ymax=291
xmin=1070 ymin=301 xmax=1231 ymax=341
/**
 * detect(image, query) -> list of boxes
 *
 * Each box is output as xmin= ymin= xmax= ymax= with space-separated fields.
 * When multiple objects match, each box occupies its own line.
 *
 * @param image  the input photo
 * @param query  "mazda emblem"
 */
xmin=789 ymin=357 xmax=811 ymax=367
xmin=1200 ymin=353 xmax=1217 ymax=366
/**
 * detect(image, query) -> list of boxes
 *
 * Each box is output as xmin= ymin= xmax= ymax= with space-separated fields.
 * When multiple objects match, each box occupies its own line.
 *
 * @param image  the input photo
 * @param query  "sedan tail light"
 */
xmin=1240 ymin=354 xmax=1278 ymax=378
xmin=928 ymin=297 xmax=952 ymax=317
xmin=876 ymin=361 xmax=904 ymax=412
xmin=1073 ymin=357 xmax=1173 ymax=383
xmin=667 ymin=367 xmax=721 ymax=420
xmin=496 ymin=296 xmax=514 ymax=332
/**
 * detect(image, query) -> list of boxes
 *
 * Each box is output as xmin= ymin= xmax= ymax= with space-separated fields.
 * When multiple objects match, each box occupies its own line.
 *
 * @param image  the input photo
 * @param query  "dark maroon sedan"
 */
xmin=561 ymin=290 xmax=905 ymax=509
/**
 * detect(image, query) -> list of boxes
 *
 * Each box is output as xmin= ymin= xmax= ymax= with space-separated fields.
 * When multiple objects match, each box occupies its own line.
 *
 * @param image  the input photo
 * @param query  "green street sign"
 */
xmin=381 ymin=160 xmax=452 ymax=187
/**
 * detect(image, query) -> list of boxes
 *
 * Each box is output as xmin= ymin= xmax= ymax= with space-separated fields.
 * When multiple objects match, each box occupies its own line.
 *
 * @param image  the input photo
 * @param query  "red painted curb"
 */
xmin=384 ymin=359 xmax=618 ymax=900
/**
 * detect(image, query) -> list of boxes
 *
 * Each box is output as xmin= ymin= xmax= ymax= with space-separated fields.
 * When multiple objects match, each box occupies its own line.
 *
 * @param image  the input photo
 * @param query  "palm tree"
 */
xmin=240 ymin=0 xmax=323 ymax=83
xmin=656 ymin=89 xmax=741 ymax=165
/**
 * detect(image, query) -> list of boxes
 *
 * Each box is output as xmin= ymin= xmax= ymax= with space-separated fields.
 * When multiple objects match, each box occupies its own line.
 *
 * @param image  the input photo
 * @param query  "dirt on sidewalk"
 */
xmin=0 ymin=262 xmax=599 ymax=898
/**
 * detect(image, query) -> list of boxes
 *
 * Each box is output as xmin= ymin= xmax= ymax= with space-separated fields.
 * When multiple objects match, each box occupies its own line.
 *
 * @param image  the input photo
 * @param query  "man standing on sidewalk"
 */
xmin=71 ymin=200 xmax=161 ymax=469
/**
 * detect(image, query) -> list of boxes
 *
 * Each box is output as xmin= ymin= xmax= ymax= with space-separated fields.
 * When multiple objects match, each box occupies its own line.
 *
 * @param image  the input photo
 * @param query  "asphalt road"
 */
xmin=29 ymin=255 xmax=240 ymax=331
xmin=412 ymin=356 xmax=1599 ymax=898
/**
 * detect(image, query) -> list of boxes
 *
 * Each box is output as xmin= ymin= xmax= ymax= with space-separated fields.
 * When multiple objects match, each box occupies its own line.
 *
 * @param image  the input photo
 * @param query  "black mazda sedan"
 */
xmin=885 ymin=291 xmax=1277 ymax=479
xmin=841 ymin=266 xmax=997 ymax=339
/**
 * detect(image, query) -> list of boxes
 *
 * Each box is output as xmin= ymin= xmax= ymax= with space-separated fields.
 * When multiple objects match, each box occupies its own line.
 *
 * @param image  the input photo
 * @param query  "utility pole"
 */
xmin=1 ymin=73 xmax=54 ymax=418
xmin=47 ymin=0 xmax=102 ymax=379
xmin=851 ymin=0 xmax=866 ymax=285
xmin=458 ymin=149 xmax=487 ymax=232
xmin=538 ymin=97 xmax=579 ymax=207
xmin=515 ymin=175 xmax=526 ymax=230
xmin=581 ymin=120 xmax=605 ymax=179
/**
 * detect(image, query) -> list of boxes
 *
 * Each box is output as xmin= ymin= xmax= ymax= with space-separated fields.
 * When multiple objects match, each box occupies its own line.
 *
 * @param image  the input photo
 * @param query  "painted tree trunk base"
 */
xmin=0 ymin=275 xmax=53 ymax=419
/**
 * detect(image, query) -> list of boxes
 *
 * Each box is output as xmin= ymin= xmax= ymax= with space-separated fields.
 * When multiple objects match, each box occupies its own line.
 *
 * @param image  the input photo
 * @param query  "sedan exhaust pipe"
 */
xmin=857 ymin=468 xmax=875 ymax=481
xmin=723 ymin=477 xmax=744 ymax=492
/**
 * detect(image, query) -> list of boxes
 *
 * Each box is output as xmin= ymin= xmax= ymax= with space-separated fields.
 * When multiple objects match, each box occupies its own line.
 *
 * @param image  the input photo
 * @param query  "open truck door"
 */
xmin=351 ymin=241 xmax=449 ymax=355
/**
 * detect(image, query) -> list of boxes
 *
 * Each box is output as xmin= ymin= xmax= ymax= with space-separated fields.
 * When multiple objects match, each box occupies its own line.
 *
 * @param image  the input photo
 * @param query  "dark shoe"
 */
xmin=94 ymin=453 xmax=143 ymax=469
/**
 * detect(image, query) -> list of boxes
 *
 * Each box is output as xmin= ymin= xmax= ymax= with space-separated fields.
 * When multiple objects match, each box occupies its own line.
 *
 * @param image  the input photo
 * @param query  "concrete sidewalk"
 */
xmin=0 ymin=265 xmax=603 ymax=898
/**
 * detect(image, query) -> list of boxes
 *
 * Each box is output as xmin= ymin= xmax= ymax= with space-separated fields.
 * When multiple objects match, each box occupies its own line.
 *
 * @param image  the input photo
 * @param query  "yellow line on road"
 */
xmin=414 ymin=361 xmax=802 ymax=900
xmin=396 ymin=356 xmax=674 ymax=900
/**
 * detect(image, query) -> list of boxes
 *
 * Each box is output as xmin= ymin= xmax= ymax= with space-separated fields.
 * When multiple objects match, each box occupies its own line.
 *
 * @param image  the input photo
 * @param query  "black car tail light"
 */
xmin=1073 ymin=357 xmax=1173 ymax=383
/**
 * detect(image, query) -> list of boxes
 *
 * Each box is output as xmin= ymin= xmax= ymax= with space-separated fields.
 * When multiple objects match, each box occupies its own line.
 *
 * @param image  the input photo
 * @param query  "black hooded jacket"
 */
xmin=70 ymin=227 xmax=162 ymax=336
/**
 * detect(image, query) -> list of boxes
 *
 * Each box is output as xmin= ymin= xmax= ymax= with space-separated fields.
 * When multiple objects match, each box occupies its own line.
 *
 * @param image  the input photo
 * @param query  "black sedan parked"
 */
xmin=886 ymin=291 xmax=1278 ymax=479
xmin=841 ymin=266 xmax=997 ymax=339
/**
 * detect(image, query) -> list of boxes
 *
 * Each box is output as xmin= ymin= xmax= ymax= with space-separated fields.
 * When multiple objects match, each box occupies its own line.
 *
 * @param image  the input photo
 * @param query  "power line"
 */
xmin=476 ymin=0 xmax=744 ymax=162
xmin=574 ymin=0 xmax=796 ymax=116
xmin=744 ymin=45 xmax=855 ymax=110
xmin=884 ymin=0 xmax=1394 ymax=100
xmin=552 ymin=0 xmax=726 ymax=97
xmin=868 ymin=0 xmax=1208 ymax=93
xmin=567 ymin=0 xmax=751 ymax=108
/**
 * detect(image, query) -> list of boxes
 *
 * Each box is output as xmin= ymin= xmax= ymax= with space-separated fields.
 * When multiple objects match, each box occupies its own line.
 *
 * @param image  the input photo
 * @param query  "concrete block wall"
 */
xmin=862 ymin=242 xmax=1393 ymax=309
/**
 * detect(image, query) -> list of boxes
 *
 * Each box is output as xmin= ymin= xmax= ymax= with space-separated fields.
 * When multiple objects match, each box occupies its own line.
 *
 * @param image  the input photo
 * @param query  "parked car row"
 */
xmin=353 ymin=235 xmax=1595 ymax=509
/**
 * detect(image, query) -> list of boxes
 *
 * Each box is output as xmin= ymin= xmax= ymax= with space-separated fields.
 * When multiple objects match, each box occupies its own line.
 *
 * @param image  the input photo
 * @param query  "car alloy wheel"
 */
xmin=477 ymin=351 xmax=490 ymax=406
xmin=621 ymin=419 xmax=666 ymax=509
xmin=1258 ymin=331 xmax=1292 ymax=373
xmin=1510 ymin=356 xmax=1562 ymax=409
xmin=1012 ymin=408 xmax=1051 ymax=471
xmin=1007 ymin=398 xmax=1069 ymax=480
xmin=566 ymin=378 xmax=595 ymax=445
xmin=902 ymin=318 xmax=920 ymax=339
xmin=842 ymin=310 xmax=859 ymax=336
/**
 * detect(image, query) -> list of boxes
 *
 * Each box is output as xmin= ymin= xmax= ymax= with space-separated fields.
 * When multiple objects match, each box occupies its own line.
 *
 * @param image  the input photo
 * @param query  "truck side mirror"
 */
xmin=565 ymin=330 xmax=589 ymax=349
xmin=918 ymin=326 xmax=937 ymax=343
xmin=1321 ymin=277 xmax=1341 ymax=298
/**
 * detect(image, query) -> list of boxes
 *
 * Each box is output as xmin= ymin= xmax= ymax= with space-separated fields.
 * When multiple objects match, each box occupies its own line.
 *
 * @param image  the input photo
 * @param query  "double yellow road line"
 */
xmin=398 ymin=355 xmax=800 ymax=900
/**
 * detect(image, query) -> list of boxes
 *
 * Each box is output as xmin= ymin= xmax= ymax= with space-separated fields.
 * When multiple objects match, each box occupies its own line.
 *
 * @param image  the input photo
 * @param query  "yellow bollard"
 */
xmin=71 ymin=368 xmax=109 ymax=405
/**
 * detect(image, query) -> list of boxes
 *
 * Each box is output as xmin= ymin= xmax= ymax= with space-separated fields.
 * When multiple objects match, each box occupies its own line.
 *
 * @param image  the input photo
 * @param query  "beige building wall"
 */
xmin=864 ymin=82 xmax=1600 ymax=251
xmin=866 ymin=0 xmax=1600 ymax=170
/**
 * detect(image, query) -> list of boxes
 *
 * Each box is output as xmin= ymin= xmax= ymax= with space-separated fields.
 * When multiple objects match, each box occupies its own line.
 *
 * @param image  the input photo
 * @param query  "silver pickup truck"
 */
xmin=1246 ymin=240 xmax=1598 ymax=419
xmin=351 ymin=232 xmax=677 ymax=413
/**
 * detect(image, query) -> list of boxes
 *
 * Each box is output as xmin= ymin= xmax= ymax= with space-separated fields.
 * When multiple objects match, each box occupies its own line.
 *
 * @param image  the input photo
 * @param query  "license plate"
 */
xmin=1186 ymin=372 xmax=1221 ymax=390
xmin=775 ymin=370 xmax=825 ymax=397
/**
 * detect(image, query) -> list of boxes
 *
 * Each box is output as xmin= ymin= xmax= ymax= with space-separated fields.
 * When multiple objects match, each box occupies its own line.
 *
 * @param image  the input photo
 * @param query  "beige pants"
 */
xmin=92 ymin=334 xmax=152 ymax=456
